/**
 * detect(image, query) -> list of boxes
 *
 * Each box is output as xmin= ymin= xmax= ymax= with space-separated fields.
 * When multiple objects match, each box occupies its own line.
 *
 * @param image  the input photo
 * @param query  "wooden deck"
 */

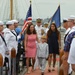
xmin=25 ymin=67 xmax=58 ymax=75
xmin=25 ymin=57 xmax=59 ymax=75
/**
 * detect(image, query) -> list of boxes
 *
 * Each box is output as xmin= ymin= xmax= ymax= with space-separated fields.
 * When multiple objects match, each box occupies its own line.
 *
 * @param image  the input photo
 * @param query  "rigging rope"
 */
xmin=5 ymin=0 xmax=9 ymax=20
xmin=34 ymin=0 xmax=40 ymax=18
xmin=0 ymin=0 xmax=5 ymax=20
xmin=3 ymin=0 xmax=7 ymax=20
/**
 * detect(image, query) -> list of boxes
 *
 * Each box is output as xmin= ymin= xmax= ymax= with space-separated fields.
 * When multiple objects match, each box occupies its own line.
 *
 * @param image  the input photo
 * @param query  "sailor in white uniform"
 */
xmin=63 ymin=18 xmax=72 ymax=75
xmin=3 ymin=21 xmax=18 ymax=54
xmin=67 ymin=21 xmax=75 ymax=72
xmin=3 ymin=21 xmax=18 ymax=75
xmin=63 ymin=15 xmax=75 ymax=75
xmin=0 ymin=21 xmax=7 ymax=64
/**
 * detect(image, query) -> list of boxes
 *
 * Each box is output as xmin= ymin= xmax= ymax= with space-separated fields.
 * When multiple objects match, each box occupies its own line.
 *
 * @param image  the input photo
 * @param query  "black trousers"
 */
xmin=16 ymin=43 xmax=22 ymax=73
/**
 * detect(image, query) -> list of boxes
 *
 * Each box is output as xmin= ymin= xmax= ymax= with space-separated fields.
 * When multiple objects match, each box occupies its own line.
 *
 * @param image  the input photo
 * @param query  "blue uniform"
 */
xmin=15 ymin=27 xmax=24 ymax=43
xmin=64 ymin=31 xmax=75 ymax=52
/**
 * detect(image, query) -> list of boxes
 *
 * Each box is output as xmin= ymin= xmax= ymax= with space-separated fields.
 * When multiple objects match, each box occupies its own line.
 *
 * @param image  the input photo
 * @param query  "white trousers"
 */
xmin=68 ymin=64 xmax=72 ymax=74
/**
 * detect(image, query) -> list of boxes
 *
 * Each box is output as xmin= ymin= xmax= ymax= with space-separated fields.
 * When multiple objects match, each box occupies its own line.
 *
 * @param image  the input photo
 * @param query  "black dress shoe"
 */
xmin=68 ymin=71 xmax=72 ymax=75
xmin=41 ymin=72 xmax=44 ymax=75
xmin=48 ymin=69 xmax=51 ymax=72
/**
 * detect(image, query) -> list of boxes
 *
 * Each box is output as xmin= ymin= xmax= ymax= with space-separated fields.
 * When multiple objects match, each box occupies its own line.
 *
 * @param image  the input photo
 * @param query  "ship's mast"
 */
xmin=10 ymin=0 xmax=31 ymax=20
xmin=10 ymin=0 xmax=13 ymax=20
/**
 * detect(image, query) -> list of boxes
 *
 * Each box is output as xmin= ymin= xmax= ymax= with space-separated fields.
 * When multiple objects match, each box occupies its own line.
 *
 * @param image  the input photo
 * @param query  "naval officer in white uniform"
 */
xmin=0 ymin=21 xmax=7 ymax=64
xmin=3 ymin=21 xmax=18 ymax=75
xmin=34 ymin=18 xmax=45 ymax=70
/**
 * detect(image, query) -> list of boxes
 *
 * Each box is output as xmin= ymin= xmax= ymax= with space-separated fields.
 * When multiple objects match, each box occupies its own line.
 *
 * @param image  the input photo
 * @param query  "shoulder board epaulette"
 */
xmin=5 ymin=31 xmax=10 ymax=34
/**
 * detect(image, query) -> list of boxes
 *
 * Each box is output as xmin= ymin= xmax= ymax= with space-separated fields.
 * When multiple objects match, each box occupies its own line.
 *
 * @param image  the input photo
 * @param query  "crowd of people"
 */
xmin=24 ymin=18 xmax=60 ymax=75
xmin=0 ymin=18 xmax=61 ymax=75
xmin=0 ymin=20 xmax=24 ymax=75
xmin=1 ymin=16 xmax=75 ymax=75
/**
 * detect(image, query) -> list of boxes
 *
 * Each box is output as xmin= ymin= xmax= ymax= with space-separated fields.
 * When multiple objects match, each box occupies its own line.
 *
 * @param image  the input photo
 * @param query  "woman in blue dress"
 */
xmin=47 ymin=22 xmax=61 ymax=72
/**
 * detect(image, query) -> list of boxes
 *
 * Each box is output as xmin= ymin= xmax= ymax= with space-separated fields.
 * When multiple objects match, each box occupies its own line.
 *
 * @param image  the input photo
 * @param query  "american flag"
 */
xmin=22 ymin=4 xmax=32 ymax=32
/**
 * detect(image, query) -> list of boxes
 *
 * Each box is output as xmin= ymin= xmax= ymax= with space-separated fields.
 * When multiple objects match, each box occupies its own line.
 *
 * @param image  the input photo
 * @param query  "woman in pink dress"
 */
xmin=24 ymin=23 xmax=39 ymax=73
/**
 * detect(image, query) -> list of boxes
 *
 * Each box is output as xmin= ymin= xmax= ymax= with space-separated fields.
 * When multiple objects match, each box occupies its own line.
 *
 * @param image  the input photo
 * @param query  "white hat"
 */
xmin=68 ymin=15 xmax=75 ymax=20
xmin=6 ymin=21 xmax=14 ymax=25
xmin=0 ymin=21 xmax=4 ymax=25
xmin=63 ymin=18 xmax=68 ymax=23
xmin=12 ymin=20 xmax=19 ymax=23
xmin=63 ymin=18 xmax=68 ymax=21
xmin=44 ymin=22 xmax=48 ymax=25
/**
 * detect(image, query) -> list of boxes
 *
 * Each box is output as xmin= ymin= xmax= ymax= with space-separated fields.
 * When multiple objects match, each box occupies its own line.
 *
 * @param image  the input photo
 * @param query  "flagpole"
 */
xmin=59 ymin=4 xmax=61 ymax=31
xmin=10 ymin=0 xmax=13 ymax=20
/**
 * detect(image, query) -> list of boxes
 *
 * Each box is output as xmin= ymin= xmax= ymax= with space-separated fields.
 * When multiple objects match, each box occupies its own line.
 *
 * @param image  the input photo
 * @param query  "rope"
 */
xmin=34 ymin=0 xmax=40 ymax=18
xmin=3 ymin=0 xmax=7 ymax=20
xmin=5 ymin=0 xmax=9 ymax=20
xmin=0 ymin=0 xmax=6 ymax=20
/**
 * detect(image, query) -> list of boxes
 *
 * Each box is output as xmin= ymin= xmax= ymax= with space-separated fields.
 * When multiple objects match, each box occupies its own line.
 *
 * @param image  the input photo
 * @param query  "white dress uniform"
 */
xmin=64 ymin=28 xmax=71 ymax=46
xmin=68 ymin=38 xmax=75 ymax=64
xmin=0 ymin=34 xmax=6 ymax=64
xmin=64 ymin=28 xmax=70 ymax=35
xmin=37 ymin=42 xmax=49 ymax=72
xmin=35 ymin=25 xmax=45 ymax=40
xmin=3 ymin=27 xmax=18 ymax=75
xmin=68 ymin=26 xmax=75 ymax=64
xmin=0 ymin=21 xmax=7 ymax=64
xmin=3 ymin=28 xmax=18 ymax=54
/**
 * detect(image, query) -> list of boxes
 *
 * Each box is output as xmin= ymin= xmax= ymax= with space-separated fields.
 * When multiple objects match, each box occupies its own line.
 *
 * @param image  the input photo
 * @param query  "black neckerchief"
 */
xmin=10 ymin=31 xmax=17 ymax=41
xmin=64 ymin=30 xmax=71 ymax=43
xmin=0 ymin=34 xmax=7 ymax=46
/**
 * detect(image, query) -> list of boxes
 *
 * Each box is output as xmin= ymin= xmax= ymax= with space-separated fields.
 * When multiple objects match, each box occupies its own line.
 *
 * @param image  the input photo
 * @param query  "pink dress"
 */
xmin=25 ymin=34 xmax=37 ymax=58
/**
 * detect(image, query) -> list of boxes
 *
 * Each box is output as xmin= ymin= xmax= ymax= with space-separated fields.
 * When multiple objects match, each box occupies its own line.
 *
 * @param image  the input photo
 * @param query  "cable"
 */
xmin=5 ymin=0 xmax=9 ymax=20
xmin=3 ymin=0 xmax=7 ymax=20
xmin=0 ymin=0 xmax=5 ymax=20
xmin=34 ymin=0 xmax=40 ymax=18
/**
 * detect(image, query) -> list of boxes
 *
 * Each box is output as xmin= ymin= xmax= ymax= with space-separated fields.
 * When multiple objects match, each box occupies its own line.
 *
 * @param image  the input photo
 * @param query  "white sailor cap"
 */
xmin=6 ymin=21 xmax=14 ymax=25
xmin=68 ymin=15 xmax=75 ymax=20
xmin=0 ymin=21 xmax=4 ymax=25
xmin=12 ymin=20 xmax=19 ymax=23
xmin=63 ymin=18 xmax=68 ymax=23
xmin=44 ymin=22 xmax=48 ymax=25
